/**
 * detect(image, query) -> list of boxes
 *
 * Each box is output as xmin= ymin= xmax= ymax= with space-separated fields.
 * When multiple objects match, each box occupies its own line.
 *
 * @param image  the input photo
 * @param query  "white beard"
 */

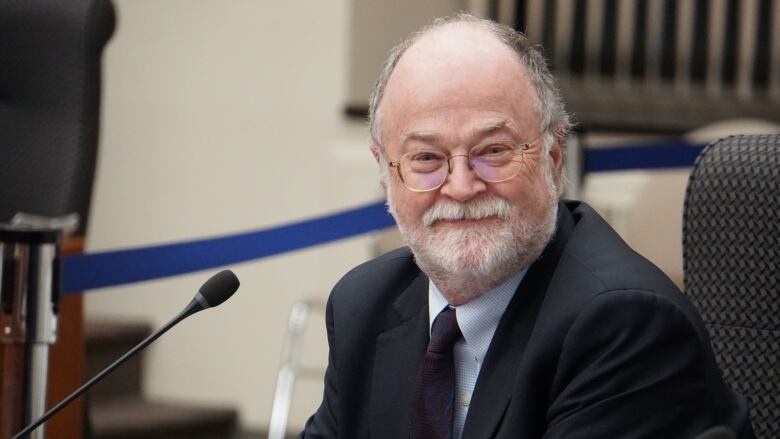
xmin=386 ymin=172 xmax=559 ymax=301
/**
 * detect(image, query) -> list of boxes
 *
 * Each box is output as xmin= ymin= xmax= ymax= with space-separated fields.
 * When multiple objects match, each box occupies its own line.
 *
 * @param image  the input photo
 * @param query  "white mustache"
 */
xmin=422 ymin=197 xmax=512 ymax=227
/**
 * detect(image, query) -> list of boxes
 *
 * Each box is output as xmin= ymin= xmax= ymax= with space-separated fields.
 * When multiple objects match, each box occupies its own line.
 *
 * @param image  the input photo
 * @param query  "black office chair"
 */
xmin=0 ymin=1 xmax=114 ymax=437
xmin=683 ymin=134 xmax=780 ymax=439
xmin=0 ymin=0 xmax=115 ymax=233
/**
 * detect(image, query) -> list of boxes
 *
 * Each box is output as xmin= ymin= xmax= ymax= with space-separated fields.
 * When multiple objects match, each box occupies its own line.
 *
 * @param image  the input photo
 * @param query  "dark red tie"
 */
xmin=411 ymin=306 xmax=462 ymax=439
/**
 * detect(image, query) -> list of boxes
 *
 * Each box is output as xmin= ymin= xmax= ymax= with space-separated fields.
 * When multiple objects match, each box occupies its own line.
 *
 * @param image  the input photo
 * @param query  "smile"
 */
xmin=430 ymin=216 xmax=502 ymax=227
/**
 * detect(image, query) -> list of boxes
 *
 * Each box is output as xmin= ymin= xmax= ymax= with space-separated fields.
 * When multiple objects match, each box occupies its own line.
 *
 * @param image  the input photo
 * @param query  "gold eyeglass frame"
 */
xmin=386 ymin=133 xmax=545 ymax=192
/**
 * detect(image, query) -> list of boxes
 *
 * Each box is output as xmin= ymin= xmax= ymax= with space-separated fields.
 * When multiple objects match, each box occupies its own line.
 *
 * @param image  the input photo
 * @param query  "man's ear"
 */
xmin=370 ymin=144 xmax=381 ymax=163
xmin=549 ymin=129 xmax=566 ymax=172
xmin=370 ymin=144 xmax=389 ymax=191
xmin=549 ymin=141 xmax=563 ymax=171
xmin=547 ymin=133 xmax=566 ymax=194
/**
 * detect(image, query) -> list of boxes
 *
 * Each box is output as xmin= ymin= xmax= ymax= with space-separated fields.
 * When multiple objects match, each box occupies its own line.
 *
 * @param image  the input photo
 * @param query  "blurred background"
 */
xmin=2 ymin=0 xmax=778 ymax=437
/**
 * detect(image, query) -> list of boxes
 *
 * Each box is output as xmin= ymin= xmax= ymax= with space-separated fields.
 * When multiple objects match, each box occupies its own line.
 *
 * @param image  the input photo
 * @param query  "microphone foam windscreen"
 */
xmin=198 ymin=269 xmax=240 ymax=308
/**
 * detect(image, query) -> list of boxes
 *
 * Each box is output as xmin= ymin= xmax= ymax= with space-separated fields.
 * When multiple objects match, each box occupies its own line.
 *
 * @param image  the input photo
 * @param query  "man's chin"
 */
xmin=447 ymin=255 xmax=505 ymax=276
xmin=412 ymin=236 xmax=516 ymax=277
xmin=412 ymin=244 xmax=520 ymax=297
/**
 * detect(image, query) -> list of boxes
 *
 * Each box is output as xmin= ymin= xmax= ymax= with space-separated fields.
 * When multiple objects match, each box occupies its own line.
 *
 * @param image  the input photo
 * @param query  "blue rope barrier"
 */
xmin=61 ymin=140 xmax=705 ymax=293
xmin=584 ymin=141 xmax=704 ymax=172
xmin=63 ymin=200 xmax=395 ymax=293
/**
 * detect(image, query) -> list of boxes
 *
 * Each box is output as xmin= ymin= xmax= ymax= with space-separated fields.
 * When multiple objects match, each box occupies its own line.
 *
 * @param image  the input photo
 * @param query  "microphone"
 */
xmin=694 ymin=426 xmax=737 ymax=439
xmin=11 ymin=269 xmax=240 ymax=439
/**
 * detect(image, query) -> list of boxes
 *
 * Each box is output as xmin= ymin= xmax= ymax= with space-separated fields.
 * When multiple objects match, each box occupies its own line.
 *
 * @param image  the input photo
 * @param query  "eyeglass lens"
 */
xmin=399 ymin=145 xmax=525 ymax=191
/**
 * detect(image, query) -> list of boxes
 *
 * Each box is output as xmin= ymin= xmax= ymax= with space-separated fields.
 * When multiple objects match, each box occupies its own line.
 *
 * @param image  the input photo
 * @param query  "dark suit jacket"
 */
xmin=301 ymin=201 xmax=753 ymax=438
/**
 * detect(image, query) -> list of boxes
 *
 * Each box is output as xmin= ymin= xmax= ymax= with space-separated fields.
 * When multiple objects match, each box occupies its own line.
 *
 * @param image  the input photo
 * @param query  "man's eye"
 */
xmin=412 ymin=152 xmax=444 ymax=162
xmin=475 ymin=144 xmax=512 ymax=156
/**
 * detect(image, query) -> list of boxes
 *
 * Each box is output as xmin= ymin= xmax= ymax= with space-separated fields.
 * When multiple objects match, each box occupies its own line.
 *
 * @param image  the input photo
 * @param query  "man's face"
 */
xmin=374 ymin=24 xmax=562 ymax=300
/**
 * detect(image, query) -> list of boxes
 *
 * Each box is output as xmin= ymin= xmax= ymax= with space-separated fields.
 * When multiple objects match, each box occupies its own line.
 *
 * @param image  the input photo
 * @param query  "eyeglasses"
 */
xmin=386 ymin=135 xmax=542 ymax=192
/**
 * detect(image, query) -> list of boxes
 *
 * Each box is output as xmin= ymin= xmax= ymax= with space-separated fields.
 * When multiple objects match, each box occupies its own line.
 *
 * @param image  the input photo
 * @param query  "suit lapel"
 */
xmin=369 ymin=272 xmax=429 ymax=439
xmin=462 ymin=203 xmax=575 ymax=439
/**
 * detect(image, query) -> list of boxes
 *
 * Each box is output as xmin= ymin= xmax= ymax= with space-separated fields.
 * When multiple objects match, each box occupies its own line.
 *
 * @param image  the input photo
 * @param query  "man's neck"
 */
xmin=427 ymin=269 xmax=520 ymax=305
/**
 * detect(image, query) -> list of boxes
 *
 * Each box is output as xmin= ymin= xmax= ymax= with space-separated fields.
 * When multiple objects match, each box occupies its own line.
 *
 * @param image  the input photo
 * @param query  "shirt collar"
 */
xmin=428 ymin=269 xmax=526 ymax=364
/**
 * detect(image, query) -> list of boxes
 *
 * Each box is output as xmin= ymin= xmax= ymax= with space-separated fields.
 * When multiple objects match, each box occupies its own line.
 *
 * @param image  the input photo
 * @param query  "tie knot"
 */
xmin=428 ymin=306 xmax=461 ymax=353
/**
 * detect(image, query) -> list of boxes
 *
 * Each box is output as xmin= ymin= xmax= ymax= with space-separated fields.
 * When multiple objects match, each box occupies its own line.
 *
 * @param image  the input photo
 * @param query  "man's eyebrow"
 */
xmin=402 ymin=120 xmax=514 ymax=144
xmin=473 ymin=120 xmax=511 ymax=137
xmin=402 ymin=130 xmax=439 ymax=144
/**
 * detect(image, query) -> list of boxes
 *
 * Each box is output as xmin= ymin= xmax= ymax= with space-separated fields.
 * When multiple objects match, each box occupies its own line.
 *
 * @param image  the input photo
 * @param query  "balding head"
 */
xmin=368 ymin=14 xmax=570 ymax=153
xmin=378 ymin=22 xmax=542 ymax=158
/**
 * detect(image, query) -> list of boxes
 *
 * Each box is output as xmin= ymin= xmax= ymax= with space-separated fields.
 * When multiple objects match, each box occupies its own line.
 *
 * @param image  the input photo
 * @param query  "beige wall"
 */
xmin=86 ymin=0 xmax=384 ymax=430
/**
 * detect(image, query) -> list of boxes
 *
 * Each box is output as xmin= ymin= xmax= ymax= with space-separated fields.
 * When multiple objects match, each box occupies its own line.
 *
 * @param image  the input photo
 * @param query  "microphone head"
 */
xmin=197 ymin=269 xmax=240 ymax=308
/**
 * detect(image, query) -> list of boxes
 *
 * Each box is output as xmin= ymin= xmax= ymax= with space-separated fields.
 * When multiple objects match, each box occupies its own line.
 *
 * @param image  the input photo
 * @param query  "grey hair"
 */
xmin=367 ymin=13 xmax=572 ymax=155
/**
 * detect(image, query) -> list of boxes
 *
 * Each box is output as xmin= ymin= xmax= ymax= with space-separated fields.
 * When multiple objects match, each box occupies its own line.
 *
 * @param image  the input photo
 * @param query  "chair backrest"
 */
xmin=0 ymin=0 xmax=115 ymax=233
xmin=683 ymin=134 xmax=780 ymax=439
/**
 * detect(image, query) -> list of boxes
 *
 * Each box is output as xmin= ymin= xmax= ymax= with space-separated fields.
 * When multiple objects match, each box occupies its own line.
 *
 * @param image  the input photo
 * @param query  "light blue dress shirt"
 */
xmin=428 ymin=269 xmax=527 ymax=439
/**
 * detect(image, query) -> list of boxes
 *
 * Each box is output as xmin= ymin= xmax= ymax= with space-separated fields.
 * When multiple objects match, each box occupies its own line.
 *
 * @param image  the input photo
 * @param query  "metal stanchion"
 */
xmin=268 ymin=300 xmax=325 ymax=439
xmin=0 ymin=221 xmax=65 ymax=439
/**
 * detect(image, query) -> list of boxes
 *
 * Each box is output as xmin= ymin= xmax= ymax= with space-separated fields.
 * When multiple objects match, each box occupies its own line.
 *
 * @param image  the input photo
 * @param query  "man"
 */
xmin=301 ymin=14 xmax=753 ymax=439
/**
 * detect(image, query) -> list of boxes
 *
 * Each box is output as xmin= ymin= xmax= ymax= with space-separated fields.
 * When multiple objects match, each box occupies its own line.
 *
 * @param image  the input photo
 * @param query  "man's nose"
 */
xmin=439 ymin=155 xmax=486 ymax=201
